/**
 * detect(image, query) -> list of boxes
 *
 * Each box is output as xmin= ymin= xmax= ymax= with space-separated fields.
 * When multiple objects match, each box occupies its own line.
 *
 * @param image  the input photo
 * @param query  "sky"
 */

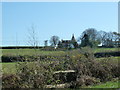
xmin=2 ymin=2 xmax=118 ymax=46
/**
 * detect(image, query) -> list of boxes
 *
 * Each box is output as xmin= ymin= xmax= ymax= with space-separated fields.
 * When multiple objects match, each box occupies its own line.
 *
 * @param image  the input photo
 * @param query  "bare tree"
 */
xmin=113 ymin=32 xmax=120 ymax=41
xmin=103 ymin=32 xmax=114 ymax=47
xmin=98 ymin=31 xmax=120 ymax=47
xmin=27 ymin=25 xmax=39 ymax=49
xmin=113 ymin=32 xmax=120 ymax=47
xmin=98 ymin=30 xmax=107 ymax=46
xmin=49 ymin=36 xmax=59 ymax=47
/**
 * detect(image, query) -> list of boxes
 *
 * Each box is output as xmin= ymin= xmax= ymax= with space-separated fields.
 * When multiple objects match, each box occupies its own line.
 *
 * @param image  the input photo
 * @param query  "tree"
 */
xmin=80 ymin=28 xmax=100 ymax=47
xmin=113 ymin=32 xmax=120 ymax=47
xmin=104 ymin=32 xmax=114 ymax=47
xmin=44 ymin=40 xmax=48 ymax=47
xmin=98 ymin=31 xmax=120 ymax=47
xmin=98 ymin=30 xmax=107 ymax=46
xmin=80 ymin=34 xmax=92 ymax=47
xmin=58 ymin=41 xmax=63 ymax=48
xmin=113 ymin=32 xmax=120 ymax=41
xmin=82 ymin=28 xmax=98 ymax=41
xmin=49 ymin=36 xmax=59 ymax=47
xmin=27 ymin=25 xmax=39 ymax=48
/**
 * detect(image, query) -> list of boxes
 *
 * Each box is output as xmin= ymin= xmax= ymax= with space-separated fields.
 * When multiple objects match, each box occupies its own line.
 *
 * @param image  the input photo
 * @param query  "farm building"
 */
xmin=58 ymin=34 xmax=78 ymax=48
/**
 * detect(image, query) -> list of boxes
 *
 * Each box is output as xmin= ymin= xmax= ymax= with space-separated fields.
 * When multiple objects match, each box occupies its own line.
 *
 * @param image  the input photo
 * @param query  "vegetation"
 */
xmin=50 ymin=35 xmax=60 ymax=47
xmin=94 ymin=48 xmax=120 ymax=53
xmin=1 ymin=47 xmax=120 ymax=88
xmin=1 ymin=47 xmax=119 ymax=57
xmin=1 ymin=49 xmax=66 ymax=56
xmin=1 ymin=63 xmax=17 ymax=74
xmin=2 ymin=56 xmax=119 ymax=74
xmin=40 ymin=29 xmax=120 ymax=49
xmin=1 ymin=27 xmax=120 ymax=88
xmin=80 ymin=28 xmax=100 ymax=47
xmin=85 ymin=80 xmax=120 ymax=88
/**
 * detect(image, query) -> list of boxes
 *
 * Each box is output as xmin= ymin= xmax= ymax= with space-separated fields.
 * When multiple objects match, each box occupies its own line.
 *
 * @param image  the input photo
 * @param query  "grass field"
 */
xmin=1 ymin=49 xmax=66 ymax=56
xmin=85 ymin=80 xmax=120 ymax=88
xmin=1 ymin=48 xmax=120 ymax=56
xmin=94 ymin=48 xmax=120 ymax=53
xmin=1 ymin=62 xmax=17 ymax=74
xmin=96 ymin=56 xmax=119 ymax=61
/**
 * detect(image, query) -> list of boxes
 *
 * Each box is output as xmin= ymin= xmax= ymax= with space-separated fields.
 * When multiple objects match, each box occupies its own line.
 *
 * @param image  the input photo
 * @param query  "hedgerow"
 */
xmin=2 ymin=47 xmax=119 ymax=88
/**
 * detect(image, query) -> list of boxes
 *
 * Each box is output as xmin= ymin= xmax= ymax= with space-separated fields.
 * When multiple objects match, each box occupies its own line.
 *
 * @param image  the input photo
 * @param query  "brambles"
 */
xmin=2 ymin=74 xmax=20 ymax=88
xmin=76 ymin=75 xmax=100 ymax=87
xmin=2 ymin=47 xmax=120 ymax=88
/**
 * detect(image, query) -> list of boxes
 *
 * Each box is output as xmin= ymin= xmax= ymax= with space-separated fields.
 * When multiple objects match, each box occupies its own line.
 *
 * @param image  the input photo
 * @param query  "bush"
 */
xmin=76 ymin=75 xmax=100 ymax=86
xmin=2 ymin=47 xmax=119 ymax=88
xmin=17 ymin=61 xmax=55 ymax=88
xmin=2 ymin=74 xmax=20 ymax=88
xmin=2 ymin=60 xmax=55 ymax=88
xmin=63 ymin=47 xmax=119 ymax=87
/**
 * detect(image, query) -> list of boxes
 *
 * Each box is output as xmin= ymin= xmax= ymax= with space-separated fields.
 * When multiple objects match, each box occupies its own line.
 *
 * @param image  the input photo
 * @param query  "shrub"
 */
xmin=2 ymin=60 xmax=55 ymax=88
xmin=76 ymin=75 xmax=100 ymax=86
xmin=63 ymin=47 xmax=119 ymax=86
xmin=16 ymin=61 xmax=55 ymax=88
xmin=2 ymin=74 xmax=20 ymax=88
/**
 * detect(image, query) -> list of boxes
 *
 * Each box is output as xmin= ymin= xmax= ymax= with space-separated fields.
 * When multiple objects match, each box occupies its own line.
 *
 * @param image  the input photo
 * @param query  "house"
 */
xmin=58 ymin=34 xmax=78 ymax=48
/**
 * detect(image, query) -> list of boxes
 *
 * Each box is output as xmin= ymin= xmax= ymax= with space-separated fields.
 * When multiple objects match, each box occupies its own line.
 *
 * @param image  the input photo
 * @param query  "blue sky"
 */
xmin=2 ymin=2 xmax=118 ymax=46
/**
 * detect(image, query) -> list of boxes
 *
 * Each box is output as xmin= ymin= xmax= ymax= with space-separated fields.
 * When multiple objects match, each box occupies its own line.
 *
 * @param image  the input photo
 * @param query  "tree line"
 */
xmin=27 ymin=25 xmax=120 ymax=49
xmin=47 ymin=28 xmax=120 ymax=48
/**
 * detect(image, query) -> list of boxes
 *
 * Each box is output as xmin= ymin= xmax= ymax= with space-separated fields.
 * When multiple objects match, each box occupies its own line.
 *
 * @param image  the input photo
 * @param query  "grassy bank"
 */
xmin=85 ymin=80 xmax=120 ymax=88
xmin=1 ymin=62 xmax=17 ymax=74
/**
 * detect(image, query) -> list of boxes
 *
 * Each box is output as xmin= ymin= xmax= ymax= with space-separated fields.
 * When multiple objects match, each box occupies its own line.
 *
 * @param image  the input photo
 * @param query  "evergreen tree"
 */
xmin=80 ymin=34 xmax=92 ymax=47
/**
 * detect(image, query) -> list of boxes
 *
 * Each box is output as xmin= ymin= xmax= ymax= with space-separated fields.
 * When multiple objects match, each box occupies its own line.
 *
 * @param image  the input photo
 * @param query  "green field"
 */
xmin=1 ymin=48 xmax=120 ymax=56
xmin=1 ymin=62 xmax=17 ymax=74
xmin=94 ymin=48 xmax=120 ymax=53
xmin=85 ymin=80 xmax=120 ymax=88
xmin=1 ymin=49 xmax=66 ymax=56
xmin=96 ymin=56 xmax=119 ymax=62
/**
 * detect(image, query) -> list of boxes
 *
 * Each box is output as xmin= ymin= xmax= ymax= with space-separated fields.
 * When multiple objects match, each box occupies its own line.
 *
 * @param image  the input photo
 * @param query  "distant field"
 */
xmin=96 ymin=56 xmax=120 ymax=62
xmin=94 ymin=48 xmax=119 ymax=53
xmin=1 ymin=49 xmax=66 ymax=56
xmin=1 ymin=48 xmax=120 ymax=56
